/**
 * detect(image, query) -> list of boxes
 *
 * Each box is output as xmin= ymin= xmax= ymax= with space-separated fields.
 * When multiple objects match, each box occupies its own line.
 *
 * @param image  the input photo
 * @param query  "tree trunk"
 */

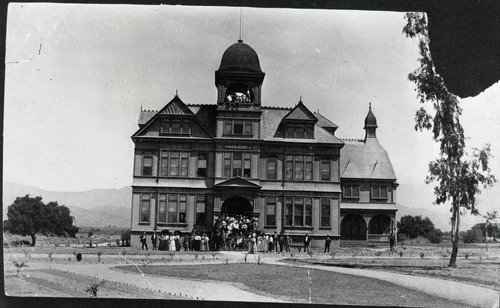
xmin=30 ymin=234 xmax=36 ymax=247
xmin=448 ymin=204 xmax=460 ymax=267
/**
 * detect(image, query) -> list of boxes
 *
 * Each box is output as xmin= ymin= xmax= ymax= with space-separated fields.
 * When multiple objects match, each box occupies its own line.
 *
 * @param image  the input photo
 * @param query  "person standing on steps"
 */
xmin=304 ymin=233 xmax=311 ymax=253
xmin=140 ymin=231 xmax=148 ymax=250
xmin=324 ymin=235 xmax=331 ymax=253
xmin=151 ymin=231 xmax=157 ymax=251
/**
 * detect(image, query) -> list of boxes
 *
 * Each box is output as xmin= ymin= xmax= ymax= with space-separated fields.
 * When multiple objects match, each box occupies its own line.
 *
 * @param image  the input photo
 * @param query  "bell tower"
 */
xmin=215 ymin=40 xmax=265 ymax=110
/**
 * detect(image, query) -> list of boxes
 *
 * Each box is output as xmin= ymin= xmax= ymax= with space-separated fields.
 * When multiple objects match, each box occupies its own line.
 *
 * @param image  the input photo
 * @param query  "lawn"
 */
xmin=116 ymin=263 xmax=470 ymax=307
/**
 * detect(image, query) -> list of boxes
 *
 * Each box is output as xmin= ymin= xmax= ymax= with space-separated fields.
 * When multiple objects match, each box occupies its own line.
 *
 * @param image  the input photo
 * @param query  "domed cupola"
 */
xmin=218 ymin=39 xmax=262 ymax=73
xmin=215 ymin=40 xmax=265 ymax=110
xmin=364 ymin=103 xmax=378 ymax=139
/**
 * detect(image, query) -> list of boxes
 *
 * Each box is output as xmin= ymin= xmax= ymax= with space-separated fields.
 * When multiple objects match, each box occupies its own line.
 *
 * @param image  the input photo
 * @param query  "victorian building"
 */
xmin=130 ymin=39 xmax=398 ymax=248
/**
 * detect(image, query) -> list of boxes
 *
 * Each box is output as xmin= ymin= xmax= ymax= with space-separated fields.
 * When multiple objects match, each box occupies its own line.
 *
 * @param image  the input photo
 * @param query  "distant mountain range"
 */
xmin=2 ymin=182 xmax=131 ymax=228
xmin=2 ymin=181 xmax=487 ymax=230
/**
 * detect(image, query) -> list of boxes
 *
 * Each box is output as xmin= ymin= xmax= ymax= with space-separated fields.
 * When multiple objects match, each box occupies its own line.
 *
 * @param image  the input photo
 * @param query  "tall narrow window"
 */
xmin=169 ymin=152 xmax=180 ymax=176
xmin=167 ymin=194 xmax=178 ymax=223
xmin=140 ymin=194 xmax=150 ymax=223
xmin=305 ymin=156 xmax=313 ymax=180
xmin=179 ymin=195 xmax=187 ymax=223
xmin=285 ymin=156 xmax=293 ymax=180
xmin=158 ymin=194 xmax=167 ymax=223
xmin=285 ymin=198 xmax=293 ymax=226
xmin=244 ymin=121 xmax=252 ymax=135
xmin=197 ymin=153 xmax=207 ymax=177
xmin=180 ymin=153 xmax=189 ymax=176
xmin=305 ymin=198 xmax=312 ymax=226
xmin=243 ymin=153 xmax=251 ymax=178
xmin=224 ymin=120 xmax=232 ymax=134
xmin=233 ymin=120 xmax=243 ymax=134
xmin=305 ymin=125 xmax=314 ymax=139
xmin=195 ymin=195 xmax=206 ymax=225
xmin=371 ymin=186 xmax=388 ymax=199
xmin=294 ymin=198 xmax=304 ymax=226
xmin=223 ymin=153 xmax=231 ymax=177
xmin=160 ymin=152 xmax=169 ymax=176
xmin=266 ymin=197 xmax=276 ymax=226
xmin=321 ymin=158 xmax=331 ymax=181
xmin=320 ymin=198 xmax=330 ymax=227
xmin=296 ymin=125 xmax=304 ymax=138
xmin=286 ymin=125 xmax=294 ymax=138
xmin=294 ymin=156 xmax=304 ymax=180
xmin=233 ymin=153 xmax=242 ymax=177
xmin=171 ymin=121 xmax=181 ymax=134
xmin=267 ymin=156 xmax=277 ymax=179
xmin=142 ymin=154 xmax=153 ymax=176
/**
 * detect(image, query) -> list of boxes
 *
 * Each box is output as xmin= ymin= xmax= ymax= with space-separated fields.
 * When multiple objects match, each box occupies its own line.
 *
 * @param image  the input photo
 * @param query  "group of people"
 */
xmin=139 ymin=228 xmax=334 ymax=253
xmin=140 ymin=231 xmax=210 ymax=251
xmin=213 ymin=214 xmax=258 ymax=250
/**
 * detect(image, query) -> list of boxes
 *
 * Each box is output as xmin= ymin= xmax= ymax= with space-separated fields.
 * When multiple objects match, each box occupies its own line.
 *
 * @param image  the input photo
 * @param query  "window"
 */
xmin=285 ymin=197 xmax=312 ymax=227
xmin=285 ymin=155 xmax=314 ymax=180
xmin=158 ymin=194 xmax=167 ymax=223
xmin=285 ymin=123 xmax=314 ymax=139
xmin=159 ymin=151 xmax=190 ymax=177
xmin=140 ymin=194 xmax=150 ymax=223
xmin=167 ymin=194 xmax=187 ymax=224
xmin=285 ymin=198 xmax=293 ymax=226
xmin=320 ymin=198 xmax=330 ymax=227
xmin=372 ymin=186 xmax=388 ymax=199
xmin=223 ymin=120 xmax=253 ymax=136
xmin=195 ymin=195 xmax=206 ymax=225
xmin=222 ymin=152 xmax=252 ymax=178
xmin=266 ymin=197 xmax=276 ymax=226
xmin=197 ymin=153 xmax=207 ymax=177
xmin=321 ymin=157 xmax=331 ymax=181
xmin=305 ymin=156 xmax=313 ymax=180
xmin=161 ymin=119 xmax=191 ymax=136
xmin=343 ymin=185 xmax=360 ymax=198
xmin=267 ymin=156 xmax=277 ymax=179
xmin=142 ymin=154 xmax=153 ymax=176
xmin=223 ymin=153 xmax=231 ymax=177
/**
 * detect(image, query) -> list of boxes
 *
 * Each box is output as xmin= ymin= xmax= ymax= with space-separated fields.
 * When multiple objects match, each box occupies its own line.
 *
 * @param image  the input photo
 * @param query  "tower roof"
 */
xmin=364 ymin=103 xmax=378 ymax=129
xmin=218 ymin=40 xmax=262 ymax=73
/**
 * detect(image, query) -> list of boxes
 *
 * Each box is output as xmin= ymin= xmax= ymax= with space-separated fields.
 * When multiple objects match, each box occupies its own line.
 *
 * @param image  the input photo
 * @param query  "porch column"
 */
xmin=364 ymin=216 xmax=373 ymax=241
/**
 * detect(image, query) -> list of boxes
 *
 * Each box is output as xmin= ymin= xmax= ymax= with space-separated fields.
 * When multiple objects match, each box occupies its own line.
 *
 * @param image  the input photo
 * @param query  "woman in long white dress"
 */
xmin=169 ymin=233 xmax=176 ymax=251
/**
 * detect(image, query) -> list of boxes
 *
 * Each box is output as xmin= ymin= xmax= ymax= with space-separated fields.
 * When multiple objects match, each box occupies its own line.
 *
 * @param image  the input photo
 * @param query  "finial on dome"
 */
xmin=239 ymin=8 xmax=243 ymax=43
xmin=299 ymin=95 xmax=302 ymax=103
xmin=175 ymin=89 xmax=178 ymax=97
xmin=364 ymin=103 xmax=378 ymax=139
xmin=369 ymin=102 xmax=372 ymax=109
xmin=141 ymin=105 xmax=143 ymax=112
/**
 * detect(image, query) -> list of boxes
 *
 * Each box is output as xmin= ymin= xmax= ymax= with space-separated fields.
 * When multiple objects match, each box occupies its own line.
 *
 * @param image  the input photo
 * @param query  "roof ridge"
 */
xmin=186 ymin=103 xmax=217 ymax=107
xmin=261 ymin=106 xmax=293 ymax=110
xmin=340 ymin=138 xmax=364 ymax=142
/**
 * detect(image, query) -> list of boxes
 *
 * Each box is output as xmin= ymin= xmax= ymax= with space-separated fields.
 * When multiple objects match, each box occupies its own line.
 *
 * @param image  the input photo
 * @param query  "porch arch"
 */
xmin=368 ymin=214 xmax=391 ymax=235
xmin=341 ymin=214 xmax=367 ymax=240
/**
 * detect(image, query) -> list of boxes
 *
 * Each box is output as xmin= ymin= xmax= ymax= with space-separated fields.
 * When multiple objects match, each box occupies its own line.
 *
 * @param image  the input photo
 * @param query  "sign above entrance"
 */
xmin=224 ymin=144 xmax=252 ymax=150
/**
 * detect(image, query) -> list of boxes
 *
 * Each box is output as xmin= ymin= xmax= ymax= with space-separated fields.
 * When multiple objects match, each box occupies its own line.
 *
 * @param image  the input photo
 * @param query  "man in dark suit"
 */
xmin=151 ymin=231 xmax=157 ymax=250
xmin=304 ymin=233 xmax=311 ymax=253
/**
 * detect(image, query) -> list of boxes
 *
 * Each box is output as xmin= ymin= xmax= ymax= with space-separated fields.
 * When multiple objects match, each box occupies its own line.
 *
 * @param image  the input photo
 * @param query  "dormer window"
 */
xmin=343 ymin=185 xmax=360 ymax=198
xmin=285 ymin=123 xmax=314 ymax=139
xmin=161 ymin=119 xmax=191 ymax=136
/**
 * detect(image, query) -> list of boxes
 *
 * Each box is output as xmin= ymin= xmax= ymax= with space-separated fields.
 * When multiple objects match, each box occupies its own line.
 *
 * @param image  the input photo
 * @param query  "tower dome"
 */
xmin=218 ymin=40 xmax=262 ymax=73
xmin=364 ymin=103 xmax=378 ymax=139
xmin=364 ymin=103 xmax=378 ymax=129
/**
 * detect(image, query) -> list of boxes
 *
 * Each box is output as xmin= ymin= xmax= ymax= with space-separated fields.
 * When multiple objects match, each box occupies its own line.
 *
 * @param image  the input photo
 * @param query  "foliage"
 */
xmin=4 ymin=195 xmax=79 ymax=247
xmin=428 ymin=229 xmax=443 ymax=244
xmin=12 ymin=260 xmax=27 ymax=276
xmin=120 ymin=229 xmax=131 ymax=247
xmin=462 ymin=231 xmax=476 ymax=243
xmin=403 ymin=12 xmax=496 ymax=267
xmin=85 ymin=279 xmax=107 ymax=297
xmin=398 ymin=215 xmax=437 ymax=240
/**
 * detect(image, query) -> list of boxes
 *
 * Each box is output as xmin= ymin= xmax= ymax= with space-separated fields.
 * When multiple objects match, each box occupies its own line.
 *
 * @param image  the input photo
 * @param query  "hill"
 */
xmin=2 ymin=182 xmax=131 ymax=228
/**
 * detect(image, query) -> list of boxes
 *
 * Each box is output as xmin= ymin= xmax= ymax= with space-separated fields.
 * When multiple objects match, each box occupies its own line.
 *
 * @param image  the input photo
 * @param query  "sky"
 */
xmin=4 ymin=3 xmax=500 ymax=227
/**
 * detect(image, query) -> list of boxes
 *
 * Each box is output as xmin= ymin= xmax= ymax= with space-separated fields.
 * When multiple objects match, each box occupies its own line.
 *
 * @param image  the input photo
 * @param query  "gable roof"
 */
xmin=214 ymin=177 xmax=261 ymax=188
xmin=314 ymin=112 xmax=338 ymax=129
xmin=260 ymin=107 xmax=343 ymax=144
xmin=340 ymin=138 xmax=397 ymax=180
xmin=132 ymin=96 xmax=214 ymax=138
xmin=282 ymin=101 xmax=318 ymax=122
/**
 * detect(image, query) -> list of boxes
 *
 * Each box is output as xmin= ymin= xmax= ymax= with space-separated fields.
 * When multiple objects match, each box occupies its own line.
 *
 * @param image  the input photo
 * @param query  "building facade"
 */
xmin=130 ymin=40 xmax=398 ymax=248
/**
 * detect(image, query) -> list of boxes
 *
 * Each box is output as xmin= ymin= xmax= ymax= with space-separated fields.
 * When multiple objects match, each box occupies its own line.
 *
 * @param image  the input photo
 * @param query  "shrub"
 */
xmin=463 ymin=231 xmax=476 ymax=243
xmin=399 ymin=251 xmax=404 ymax=258
xmin=12 ymin=260 xmax=27 ymax=276
xmin=76 ymin=253 xmax=82 ymax=262
xmin=420 ymin=252 xmax=425 ymax=258
xmin=97 ymin=251 xmax=102 ymax=263
xmin=85 ymin=279 xmax=107 ymax=297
